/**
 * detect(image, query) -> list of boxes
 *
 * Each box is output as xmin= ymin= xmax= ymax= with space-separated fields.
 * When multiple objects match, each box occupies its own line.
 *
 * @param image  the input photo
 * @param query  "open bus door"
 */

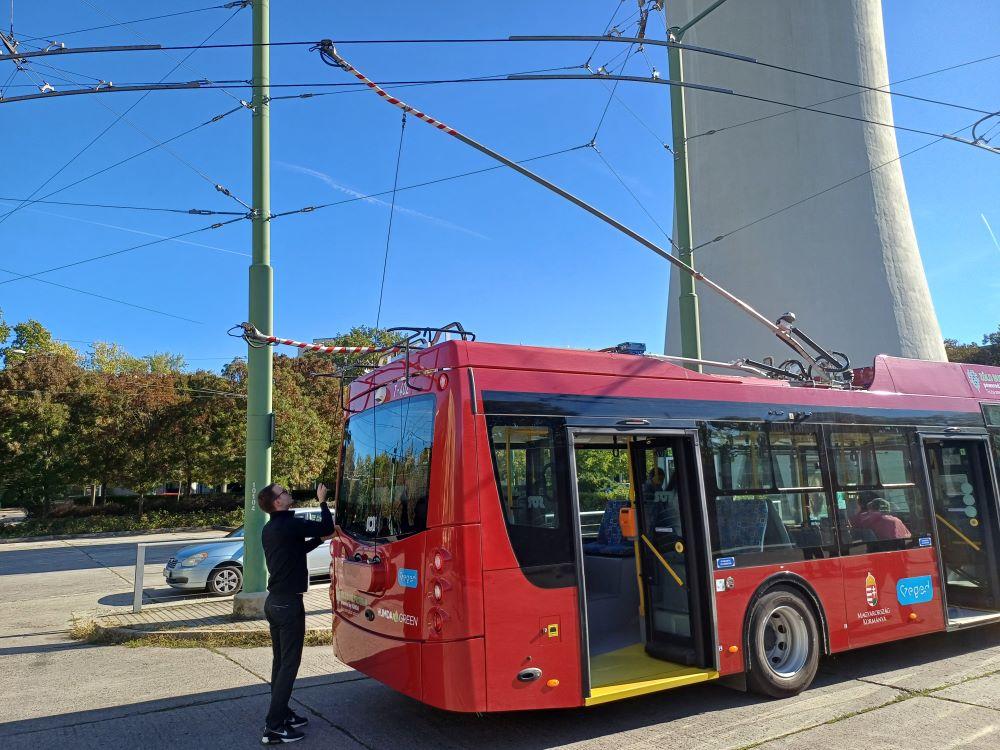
xmin=920 ymin=435 xmax=1000 ymax=628
xmin=568 ymin=429 xmax=718 ymax=706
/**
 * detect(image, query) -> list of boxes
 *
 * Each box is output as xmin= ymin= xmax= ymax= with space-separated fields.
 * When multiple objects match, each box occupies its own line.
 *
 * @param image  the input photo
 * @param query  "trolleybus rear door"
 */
xmin=921 ymin=436 xmax=1000 ymax=627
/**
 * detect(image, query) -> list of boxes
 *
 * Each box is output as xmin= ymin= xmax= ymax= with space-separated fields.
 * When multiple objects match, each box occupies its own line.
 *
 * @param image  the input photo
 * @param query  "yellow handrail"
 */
xmin=642 ymin=534 xmax=684 ymax=587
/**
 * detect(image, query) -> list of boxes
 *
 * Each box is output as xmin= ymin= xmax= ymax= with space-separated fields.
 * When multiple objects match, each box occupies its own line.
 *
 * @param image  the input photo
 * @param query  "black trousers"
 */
xmin=265 ymin=592 xmax=305 ymax=730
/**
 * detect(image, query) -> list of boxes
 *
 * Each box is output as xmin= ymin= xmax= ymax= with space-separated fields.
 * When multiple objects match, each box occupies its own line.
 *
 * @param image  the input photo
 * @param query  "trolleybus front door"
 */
xmin=921 ymin=437 xmax=1000 ymax=625
xmin=631 ymin=436 xmax=710 ymax=667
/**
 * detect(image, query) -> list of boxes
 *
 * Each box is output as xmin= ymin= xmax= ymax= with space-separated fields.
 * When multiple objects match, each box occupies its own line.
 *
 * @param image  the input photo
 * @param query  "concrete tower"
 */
xmin=664 ymin=0 xmax=946 ymax=366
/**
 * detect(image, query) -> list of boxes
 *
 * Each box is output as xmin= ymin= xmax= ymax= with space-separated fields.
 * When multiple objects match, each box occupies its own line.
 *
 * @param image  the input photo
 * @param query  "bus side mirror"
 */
xmin=619 ymin=507 xmax=637 ymax=540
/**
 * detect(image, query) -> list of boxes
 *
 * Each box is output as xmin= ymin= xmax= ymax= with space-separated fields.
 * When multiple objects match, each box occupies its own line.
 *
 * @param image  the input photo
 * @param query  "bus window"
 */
xmin=703 ymin=423 xmax=837 ymax=567
xmin=826 ymin=427 xmax=933 ymax=553
xmin=337 ymin=394 xmax=435 ymax=542
xmin=488 ymin=419 xmax=574 ymax=575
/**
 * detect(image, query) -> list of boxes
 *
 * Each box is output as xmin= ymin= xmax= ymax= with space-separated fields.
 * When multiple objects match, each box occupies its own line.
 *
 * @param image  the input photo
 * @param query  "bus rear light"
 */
xmin=431 ymin=578 xmax=452 ymax=602
xmin=437 ymin=372 xmax=449 ymax=390
xmin=432 ymin=548 xmax=452 ymax=572
xmin=429 ymin=607 xmax=449 ymax=633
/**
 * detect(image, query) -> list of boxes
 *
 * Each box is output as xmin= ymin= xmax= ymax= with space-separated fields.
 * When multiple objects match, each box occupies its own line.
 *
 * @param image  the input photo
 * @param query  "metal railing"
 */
xmin=133 ymin=536 xmax=236 ymax=613
xmin=580 ymin=510 xmax=604 ymax=537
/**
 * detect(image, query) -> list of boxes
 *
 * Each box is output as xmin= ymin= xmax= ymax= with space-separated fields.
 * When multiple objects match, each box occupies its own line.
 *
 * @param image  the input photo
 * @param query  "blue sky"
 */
xmin=1 ymin=1 xmax=997 ymax=370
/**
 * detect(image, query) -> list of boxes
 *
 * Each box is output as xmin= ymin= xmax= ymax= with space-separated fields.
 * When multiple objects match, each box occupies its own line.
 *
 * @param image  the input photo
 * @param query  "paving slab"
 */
xmin=218 ymin=644 xmax=358 ymax=682
xmin=933 ymin=672 xmax=1000 ymax=710
xmin=759 ymin=695 xmax=1000 ymax=750
xmin=1 ymin=687 xmax=368 ymax=750
xmin=820 ymin=624 xmax=1000 ymax=692
xmin=287 ymin=672 xmax=904 ymax=750
xmin=0 ymin=640 xmax=261 ymax=733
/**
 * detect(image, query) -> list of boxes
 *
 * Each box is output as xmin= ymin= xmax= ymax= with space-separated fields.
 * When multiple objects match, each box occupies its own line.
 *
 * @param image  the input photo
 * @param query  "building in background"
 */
xmin=665 ymin=0 xmax=946 ymax=366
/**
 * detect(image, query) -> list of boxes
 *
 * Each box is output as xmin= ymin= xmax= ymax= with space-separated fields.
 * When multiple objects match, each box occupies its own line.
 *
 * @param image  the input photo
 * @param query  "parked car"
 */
xmin=162 ymin=507 xmax=332 ymax=595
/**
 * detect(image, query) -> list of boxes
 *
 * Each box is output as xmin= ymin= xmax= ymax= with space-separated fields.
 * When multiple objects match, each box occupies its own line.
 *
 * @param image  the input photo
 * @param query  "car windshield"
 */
xmin=227 ymin=527 xmax=244 ymax=538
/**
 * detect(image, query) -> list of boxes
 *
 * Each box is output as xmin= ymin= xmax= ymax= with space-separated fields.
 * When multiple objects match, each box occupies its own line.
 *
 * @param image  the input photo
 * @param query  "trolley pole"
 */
xmin=667 ymin=0 xmax=730 ymax=369
xmin=234 ymin=0 xmax=271 ymax=618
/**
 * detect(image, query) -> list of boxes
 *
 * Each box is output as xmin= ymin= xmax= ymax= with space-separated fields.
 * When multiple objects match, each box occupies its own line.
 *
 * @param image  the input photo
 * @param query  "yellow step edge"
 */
xmin=585 ymin=668 xmax=720 ymax=706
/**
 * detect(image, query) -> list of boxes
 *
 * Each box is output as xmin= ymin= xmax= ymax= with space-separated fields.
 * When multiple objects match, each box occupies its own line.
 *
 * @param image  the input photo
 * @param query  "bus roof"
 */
xmin=348 ymin=339 xmax=1000 ymax=404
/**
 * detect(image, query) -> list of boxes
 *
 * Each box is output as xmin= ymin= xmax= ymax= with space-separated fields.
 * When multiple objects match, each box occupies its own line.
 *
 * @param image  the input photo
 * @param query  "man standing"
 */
xmin=257 ymin=482 xmax=334 ymax=744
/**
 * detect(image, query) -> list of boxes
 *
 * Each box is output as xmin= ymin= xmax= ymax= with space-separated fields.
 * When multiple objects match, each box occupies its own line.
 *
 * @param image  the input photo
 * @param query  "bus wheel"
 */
xmin=747 ymin=588 xmax=819 ymax=698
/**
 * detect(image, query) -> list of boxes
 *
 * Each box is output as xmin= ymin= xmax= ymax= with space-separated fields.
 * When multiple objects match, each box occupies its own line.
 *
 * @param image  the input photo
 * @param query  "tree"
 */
xmin=945 ymin=325 xmax=1000 ymax=366
xmin=0 ymin=351 xmax=88 ymax=514
xmin=164 ymin=370 xmax=244 ymax=494
xmin=1 ymin=319 xmax=77 ymax=367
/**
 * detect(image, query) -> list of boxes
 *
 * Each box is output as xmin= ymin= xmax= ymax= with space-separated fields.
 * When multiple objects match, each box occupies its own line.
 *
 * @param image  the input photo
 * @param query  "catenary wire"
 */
xmin=18 ymin=3 xmax=241 ymax=44
xmin=0 ymin=217 xmax=245 ymax=287
xmin=0 ymin=196 xmax=243 ymax=215
xmin=0 ymin=104 xmax=245 ymax=224
xmin=506 ymin=73 xmax=999 ymax=155
xmin=0 ymin=266 xmax=203 ymax=323
xmin=375 ymin=113 xmax=407 ymax=329
xmin=0 ymin=8 xmax=246 ymax=227
xmin=687 ymin=50 xmax=1000 ymax=142
xmin=693 ymin=118 xmax=983 ymax=252
xmin=590 ymin=142 xmax=673 ymax=241
xmin=78 ymin=0 xmax=247 ymax=104
xmin=268 ymin=143 xmax=590 ymax=221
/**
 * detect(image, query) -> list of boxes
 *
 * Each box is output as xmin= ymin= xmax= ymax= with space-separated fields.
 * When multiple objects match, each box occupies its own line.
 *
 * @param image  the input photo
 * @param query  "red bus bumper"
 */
xmin=333 ymin=616 xmax=488 ymax=712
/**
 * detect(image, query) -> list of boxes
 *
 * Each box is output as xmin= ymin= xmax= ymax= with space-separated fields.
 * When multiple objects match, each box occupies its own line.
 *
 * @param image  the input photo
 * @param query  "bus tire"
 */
xmin=746 ymin=587 xmax=820 ymax=698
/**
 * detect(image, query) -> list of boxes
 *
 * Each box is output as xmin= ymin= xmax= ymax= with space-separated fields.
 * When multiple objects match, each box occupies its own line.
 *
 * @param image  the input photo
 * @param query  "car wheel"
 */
xmin=747 ymin=587 xmax=820 ymax=698
xmin=207 ymin=565 xmax=243 ymax=596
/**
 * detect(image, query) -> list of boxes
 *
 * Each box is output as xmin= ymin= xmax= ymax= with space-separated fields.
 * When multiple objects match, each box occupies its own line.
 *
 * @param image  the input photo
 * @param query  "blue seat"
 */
xmin=583 ymin=500 xmax=635 ymax=557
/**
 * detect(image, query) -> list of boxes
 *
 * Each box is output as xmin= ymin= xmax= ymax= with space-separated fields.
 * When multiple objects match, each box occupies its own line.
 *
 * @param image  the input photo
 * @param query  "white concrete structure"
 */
xmin=665 ymin=0 xmax=946 ymax=366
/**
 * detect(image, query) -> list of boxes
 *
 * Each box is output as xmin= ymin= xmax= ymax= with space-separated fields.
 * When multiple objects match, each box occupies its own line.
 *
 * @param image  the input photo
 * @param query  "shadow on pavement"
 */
xmin=0 ymin=538 xmax=212 ymax=575
xmin=5 ymin=624 xmax=999 ymax=748
xmin=821 ymin=622 xmax=1000 ymax=681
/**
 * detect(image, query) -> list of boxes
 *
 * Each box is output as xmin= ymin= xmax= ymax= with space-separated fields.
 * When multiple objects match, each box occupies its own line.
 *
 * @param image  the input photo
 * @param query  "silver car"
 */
xmin=162 ymin=508 xmax=332 ymax=596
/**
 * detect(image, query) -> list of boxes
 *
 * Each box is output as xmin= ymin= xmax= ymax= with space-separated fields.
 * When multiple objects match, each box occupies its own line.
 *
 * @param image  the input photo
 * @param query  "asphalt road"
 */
xmin=2 ymin=532 xmax=999 ymax=749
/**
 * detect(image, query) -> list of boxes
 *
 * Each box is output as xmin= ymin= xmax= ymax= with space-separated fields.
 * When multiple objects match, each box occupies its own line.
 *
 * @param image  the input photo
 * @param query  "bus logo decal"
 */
xmin=397 ymin=568 xmax=419 ymax=589
xmin=896 ymin=576 xmax=934 ymax=605
xmin=865 ymin=572 xmax=878 ymax=607
xmin=716 ymin=557 xmax=736 ymax=569
xmin=966 ymin=369 xmax=981 ymax=391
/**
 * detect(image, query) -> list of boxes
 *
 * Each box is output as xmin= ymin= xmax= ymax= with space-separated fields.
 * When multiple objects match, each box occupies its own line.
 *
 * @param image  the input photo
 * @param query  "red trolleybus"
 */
xmin=330 ymin=339 xmax=1000 ymax=712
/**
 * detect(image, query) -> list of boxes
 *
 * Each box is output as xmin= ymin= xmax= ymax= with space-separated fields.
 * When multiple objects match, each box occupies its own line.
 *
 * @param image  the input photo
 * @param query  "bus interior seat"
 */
xmin=583 ymin=500 xmax=635 ymax=557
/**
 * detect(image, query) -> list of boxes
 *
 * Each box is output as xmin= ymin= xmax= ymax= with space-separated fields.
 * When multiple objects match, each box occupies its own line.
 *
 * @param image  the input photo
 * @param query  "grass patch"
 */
xmin=70 ymin=618 xmax=332 ymax=649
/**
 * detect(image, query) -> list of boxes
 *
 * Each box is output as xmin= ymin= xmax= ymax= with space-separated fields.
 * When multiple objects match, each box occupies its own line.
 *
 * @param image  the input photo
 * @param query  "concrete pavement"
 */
xmin=2 ymin=533 xmax=999 ymax=749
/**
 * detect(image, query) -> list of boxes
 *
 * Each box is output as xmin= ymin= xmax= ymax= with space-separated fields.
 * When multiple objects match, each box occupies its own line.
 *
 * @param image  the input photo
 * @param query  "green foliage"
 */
xmin=945 ymin=325 xmax=1000 ymax=366
xmin=1 ymin=509 xmax=243 ymax=538
xmin=0 ymin=319 xmax=78 ymax=366
xmin=574 ymin=448 xmax=632 ymax=512
xmin=0 ymin=316 xmax=397 ymax=517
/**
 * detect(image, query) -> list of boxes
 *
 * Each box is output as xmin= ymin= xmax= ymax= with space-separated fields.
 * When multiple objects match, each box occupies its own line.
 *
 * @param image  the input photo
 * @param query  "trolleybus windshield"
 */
xmin=337 ymin=394 xmax=435 ymax=543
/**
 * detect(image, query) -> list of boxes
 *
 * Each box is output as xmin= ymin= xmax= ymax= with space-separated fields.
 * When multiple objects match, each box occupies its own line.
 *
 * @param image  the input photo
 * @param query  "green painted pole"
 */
xmin=667 ymin=28 xmax=702 ymax=368
xmin=236 ymin=0 xmax=271 ymax=615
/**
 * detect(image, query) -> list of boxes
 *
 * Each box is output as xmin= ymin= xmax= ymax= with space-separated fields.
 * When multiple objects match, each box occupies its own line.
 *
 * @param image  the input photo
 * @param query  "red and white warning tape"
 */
xmin=239 ymin=322 xmax=399 ymax=356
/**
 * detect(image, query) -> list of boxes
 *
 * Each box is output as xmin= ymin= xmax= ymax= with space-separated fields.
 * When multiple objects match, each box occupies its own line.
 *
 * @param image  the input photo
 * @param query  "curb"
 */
xmin=90 ymin=620 xmax=330 ymax=642
xmin=0 ymin=525 xmax=237 ymax=544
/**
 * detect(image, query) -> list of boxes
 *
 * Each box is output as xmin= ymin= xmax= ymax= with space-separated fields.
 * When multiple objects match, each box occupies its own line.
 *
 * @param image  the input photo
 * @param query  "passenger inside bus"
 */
xmin=849 ymin=490 xmax=911 ymax=542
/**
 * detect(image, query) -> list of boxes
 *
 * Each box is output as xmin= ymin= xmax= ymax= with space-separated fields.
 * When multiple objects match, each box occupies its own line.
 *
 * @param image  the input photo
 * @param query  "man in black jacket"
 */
xmin=257 ymin=482 xmax=334 ymax=744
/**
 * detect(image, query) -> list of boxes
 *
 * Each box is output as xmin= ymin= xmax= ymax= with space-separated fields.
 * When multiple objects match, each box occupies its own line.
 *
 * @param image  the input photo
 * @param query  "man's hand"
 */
xmin=316 ymin=482 xmax=328 ymax=504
